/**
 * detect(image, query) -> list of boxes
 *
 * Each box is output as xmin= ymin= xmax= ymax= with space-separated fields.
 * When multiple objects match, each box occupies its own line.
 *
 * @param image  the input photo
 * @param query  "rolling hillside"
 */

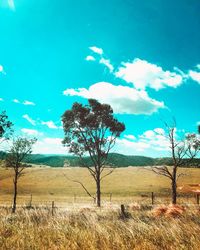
xmin=1 ymin=152 xmax=199 ymax=168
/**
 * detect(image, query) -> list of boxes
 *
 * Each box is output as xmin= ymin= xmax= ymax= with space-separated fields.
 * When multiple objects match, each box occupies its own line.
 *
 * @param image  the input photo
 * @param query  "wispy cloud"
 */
xmin=8 ymin=0 xmax=15 ymax=11
xmin=0 ymin=98 xmax=3 ymax=101
xmin=86 ymin=46 xmax=114 ymax=72
xmin=89 ymin=46 xmax=103 ymax=55
xmin=99 ymin=58 xmax=114 ymax=72
xmin=188 ymin=70 xmax=200 ymax=84
xmin=23 ymin=100 xmax=36 ymax=106
xmin=115 ymin=128 xmax=170 ymax=155
xmin=124 ymin=135 xmax=136 ymax=140
xmin=63 ymin=82 xmax=164 ymax=115
xmin=13 ymin=99 xmax=20 ymax=103
xmin=85 ymin=55 xmax=95 ymax=61
xmin=0 ymin=65 xmax=6 ymax=75
xmin=12 ymin=99 xmax=36 ymax=105
xmin=21 ymin=128 xmax=43 ymax=137
xmin=33 ymin=137 xmax=67 ymax=155
xmin=41 ymin=121 xmax=58 ymax=129
xmin=22 ymin=114 xmax=36 ymax=126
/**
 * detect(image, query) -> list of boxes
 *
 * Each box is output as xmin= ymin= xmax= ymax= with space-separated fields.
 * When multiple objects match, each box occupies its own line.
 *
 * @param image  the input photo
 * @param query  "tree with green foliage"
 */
xmin=0 ymin=111 xmax=13 ymax=143
xmin=6 ymin=137 xmax=37 ymax=213
xmin=62 ymin=99 xmax=125 ymax=207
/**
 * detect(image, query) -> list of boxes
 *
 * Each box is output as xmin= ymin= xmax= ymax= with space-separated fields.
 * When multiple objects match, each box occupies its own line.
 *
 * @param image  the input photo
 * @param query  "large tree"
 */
xmin=62 ymin=99 xmax=125 ymax=207
xmin=151 ymin=124 xmax=200 ymax=204
xmin=6 ymin=137 xmax=37 ymax=213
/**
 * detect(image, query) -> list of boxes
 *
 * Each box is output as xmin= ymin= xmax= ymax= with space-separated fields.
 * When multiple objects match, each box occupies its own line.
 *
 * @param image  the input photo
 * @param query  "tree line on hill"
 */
xmin=1 ymin=152 xmax=199 ymax=168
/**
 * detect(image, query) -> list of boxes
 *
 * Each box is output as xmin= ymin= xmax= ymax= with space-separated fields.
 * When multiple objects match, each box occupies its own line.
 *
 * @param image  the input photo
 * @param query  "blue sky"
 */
xmin=0 ymin=0 xmax=200 ymax=156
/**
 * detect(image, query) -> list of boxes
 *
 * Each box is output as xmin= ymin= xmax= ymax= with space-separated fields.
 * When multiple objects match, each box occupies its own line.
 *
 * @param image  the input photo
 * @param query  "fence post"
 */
xmin=197 ymin=194 xmax=199 ymax=205
xmin=151 ymin=192 xmax=155 ymax=205
xmin=52 ymin=201 xmax=55 ymax=216
xmin=110 ymin=193 xmax=112 ymax=202
xmin=121 ymin=204 xmax=126 ymax=217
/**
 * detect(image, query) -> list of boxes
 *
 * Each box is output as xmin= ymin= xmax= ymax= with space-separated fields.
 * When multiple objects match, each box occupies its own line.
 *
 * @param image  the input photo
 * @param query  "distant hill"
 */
xmin=1 ymin=151 xmax=199 ymax=168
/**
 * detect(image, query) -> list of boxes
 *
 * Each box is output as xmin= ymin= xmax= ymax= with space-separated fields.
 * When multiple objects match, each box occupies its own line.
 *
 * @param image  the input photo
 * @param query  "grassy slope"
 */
xmin=0 ymin=166 xmax=199 ymax=205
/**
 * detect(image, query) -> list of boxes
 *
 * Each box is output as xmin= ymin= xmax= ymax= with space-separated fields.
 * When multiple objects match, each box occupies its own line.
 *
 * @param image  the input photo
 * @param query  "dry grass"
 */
xmin=152 ymin=204 xmax=185 ymax=218
xmin=0 ymin=166 xmax=200 ymax=205
xmin=0 ymin=206 xmax=200 ymax=250
xmin=0 ymin=167 xmax=200 ymax=249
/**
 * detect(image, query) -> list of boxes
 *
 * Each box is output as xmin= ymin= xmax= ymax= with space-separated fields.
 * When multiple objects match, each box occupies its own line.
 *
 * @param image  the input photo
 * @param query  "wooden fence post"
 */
xmin=110 ymin=193 xmax=112 ymax=202
xmin=52 ymin=201 xmax=55 ymax=216
xmin=151 ymin=192 xmax=155 ymax=205
xmin=197 ymin=194 xmax=199 ymax=206
xmin=121 ymin=204 xmax=126 ymax=217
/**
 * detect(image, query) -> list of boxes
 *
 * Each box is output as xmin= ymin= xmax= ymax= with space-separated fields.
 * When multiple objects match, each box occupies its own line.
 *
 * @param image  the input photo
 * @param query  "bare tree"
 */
xmin=5 ymin=137 xmax=37 ymax=213
xmin=151 ymin=123 xmax=200 ymax=204
xmin=62 ymin=99 xmax=125 ymax=207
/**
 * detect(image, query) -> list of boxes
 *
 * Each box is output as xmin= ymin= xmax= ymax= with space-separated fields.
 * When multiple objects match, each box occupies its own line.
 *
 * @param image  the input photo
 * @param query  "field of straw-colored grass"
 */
xmin=0 ymin=166 xmax=200 ymax=249
xmin=0 ymin=205 xmax=200 ymax=250
xmin=0 ymin=166 xmax=199 ymax=206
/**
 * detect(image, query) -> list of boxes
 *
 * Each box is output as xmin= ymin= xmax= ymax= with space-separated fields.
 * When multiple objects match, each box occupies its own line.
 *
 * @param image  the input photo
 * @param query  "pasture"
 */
xmin=0 ymin=166 xmax=199 ymax=206
xmin=0 ymin=166 xmax=200 ymax=250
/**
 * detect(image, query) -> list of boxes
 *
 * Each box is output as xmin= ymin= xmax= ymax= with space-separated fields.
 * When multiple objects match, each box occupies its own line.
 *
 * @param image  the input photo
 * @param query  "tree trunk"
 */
xmin=96 ymin=175 xmax=101 ymax=207
xmin=171 ymin=167 xmax=177 ymax=204
xmin=12 ymin=173 xmax=18 ymax=213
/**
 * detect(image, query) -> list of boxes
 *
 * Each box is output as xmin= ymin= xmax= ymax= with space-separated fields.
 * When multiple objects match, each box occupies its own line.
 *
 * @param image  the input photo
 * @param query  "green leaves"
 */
xmin=61 ymin=99 xmax=125 ymax=166
xmin=0 ymin=111 xmax=13 ymax=140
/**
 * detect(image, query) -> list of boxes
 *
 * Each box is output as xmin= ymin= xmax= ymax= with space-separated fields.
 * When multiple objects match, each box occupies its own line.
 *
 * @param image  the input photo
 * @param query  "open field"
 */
xmin=0 ymin=166 xmax=200 ymax=206
xmin=0 ymin=166 xmax=200 ymax=249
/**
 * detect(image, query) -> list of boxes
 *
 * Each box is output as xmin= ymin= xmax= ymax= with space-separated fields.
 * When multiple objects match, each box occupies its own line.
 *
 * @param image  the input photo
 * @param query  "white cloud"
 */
xmin=89 ymin=46 xmax=103 ymax=55
xmin=139 ymin=128 xmax=169 ymax=150
xmin=115 ymin=128 xmax=170 ymax=155
xmin=115 ymin=138 xmax=150 ymax=154
xmin=22 ymin=114 xmax=36 ymax=126
xmin=115 ymin=58 xmax=183 ymax=90
xmin=0 ymin=65 xmax=6 ymax=75
xmin=63 ymin=82 xmax=164 ymax=115
xmin=13 ymin=99 xmax=20 ymax=103
xmin=0 ymin=98 xmax=3 ymax=101
xmin=188 ymin=70 xmax=200 ymax=84
xmin=85 ymin=55 xmax=95 ymax=61
xmin=196 ymin=64 xmax=200 ymax=70
xmin=21 ymin=128 xmax=43 ymax=137
xmin=41 ymin=121 xmax=58 ymax=129
xmin=8 ymin=0 xmax=15 ymax=10
xmin=23 ymin=100 xmax=36 ymax=106
xmin=99 ymin=58 xmax=114 ymax=72
xmin=124 ymin=135 xmax=136 ymax=140
xmin=33 ymin=137 xmax=67 ymax=155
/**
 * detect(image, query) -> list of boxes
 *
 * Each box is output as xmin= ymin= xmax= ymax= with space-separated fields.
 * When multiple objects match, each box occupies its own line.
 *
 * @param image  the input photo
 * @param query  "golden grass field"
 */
xmin=0 ymin=205 xmax=200 ymax=250
xmin=0 ymin=166 xmax=200 ymax=250
xmin=0 ymin=166 xmax=199 ymax=206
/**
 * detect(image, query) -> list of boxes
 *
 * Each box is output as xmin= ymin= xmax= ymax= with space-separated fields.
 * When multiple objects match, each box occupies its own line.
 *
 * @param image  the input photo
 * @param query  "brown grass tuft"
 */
xmin=153 ymin=204 xmax=185 ymax=218
xmin=165 ymin=204 xmax=185 ymax=218
xmin=128 ymin=202 xmax=141 ymax=211
xmin=152 ymin=205 xmax=168 ymax=217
